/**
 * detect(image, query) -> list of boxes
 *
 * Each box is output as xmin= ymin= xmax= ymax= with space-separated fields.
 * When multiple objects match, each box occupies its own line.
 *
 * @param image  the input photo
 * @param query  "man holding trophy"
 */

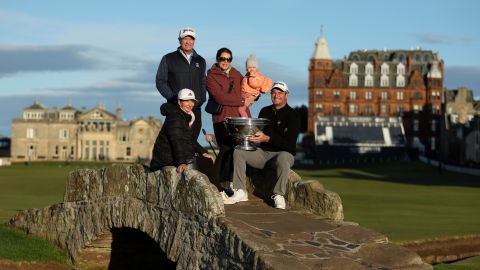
xmin=224 ymin=81 xmax=300 ymax=209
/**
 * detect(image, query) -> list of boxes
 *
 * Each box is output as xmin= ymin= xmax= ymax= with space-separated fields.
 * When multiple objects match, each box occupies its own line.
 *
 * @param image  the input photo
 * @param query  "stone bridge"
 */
xmin=10 ymin=165 xmax=431 ymax=269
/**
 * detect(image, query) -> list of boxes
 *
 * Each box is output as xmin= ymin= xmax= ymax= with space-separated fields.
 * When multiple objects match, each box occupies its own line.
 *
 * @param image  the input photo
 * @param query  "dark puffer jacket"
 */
xmin=150 ymin=102 xmax=207 ymax=171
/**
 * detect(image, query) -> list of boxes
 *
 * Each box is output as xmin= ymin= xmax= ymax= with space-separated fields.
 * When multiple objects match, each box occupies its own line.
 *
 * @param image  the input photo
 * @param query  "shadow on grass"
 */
xmin=294 ymin=161 xmax=480 ymax=188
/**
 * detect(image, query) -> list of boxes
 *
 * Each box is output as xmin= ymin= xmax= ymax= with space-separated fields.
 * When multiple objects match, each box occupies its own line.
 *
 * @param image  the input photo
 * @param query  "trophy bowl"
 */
xmin=224 ymin=117 xmax=270 ymax=150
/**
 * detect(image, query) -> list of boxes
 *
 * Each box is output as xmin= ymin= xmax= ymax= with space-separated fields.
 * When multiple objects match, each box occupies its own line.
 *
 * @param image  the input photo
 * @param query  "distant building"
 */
xmin=308 ymin=36 xmax=443 ymax=157
xmin=440 ymin=87 xmax=480 ymax=165
xmin=11 ymin=101 xmax=162 ymax=162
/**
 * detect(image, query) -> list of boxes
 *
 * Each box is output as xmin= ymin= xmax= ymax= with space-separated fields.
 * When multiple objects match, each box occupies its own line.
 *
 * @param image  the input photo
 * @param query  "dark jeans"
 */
xmin=213 ymin=121 xmax=236 ymax=184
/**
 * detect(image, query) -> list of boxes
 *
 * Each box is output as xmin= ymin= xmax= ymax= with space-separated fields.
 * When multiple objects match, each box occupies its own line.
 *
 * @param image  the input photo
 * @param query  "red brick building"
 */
xmin=308 ymin=36 xmax=443 ymax=156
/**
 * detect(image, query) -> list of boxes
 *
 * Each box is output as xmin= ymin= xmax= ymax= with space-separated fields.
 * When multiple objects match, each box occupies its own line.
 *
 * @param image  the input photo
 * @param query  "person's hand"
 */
xmin=249 ymin=131 xmax=270 ymax=143
xmin=205 ymin=133 xmax=214 ymax=143
xmin=177 ymin=163 xmax=188 ymax=173
xmin=202 ymin=152 xmax=214 ymax=161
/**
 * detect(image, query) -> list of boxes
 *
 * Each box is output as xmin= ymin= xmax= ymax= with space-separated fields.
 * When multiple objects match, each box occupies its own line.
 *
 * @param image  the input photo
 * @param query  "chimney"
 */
xmin=115 ymin=104 xmax=122 ymax=119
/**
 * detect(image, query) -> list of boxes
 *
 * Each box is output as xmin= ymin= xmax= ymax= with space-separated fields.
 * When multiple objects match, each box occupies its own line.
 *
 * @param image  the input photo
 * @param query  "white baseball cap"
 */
xmin=179 ymin=27 xmax=196 ymax=39
xmin=178 ymin=88 xmax=197 ymax=101
xmin=271 ymin=81 xmax=289 ymax=93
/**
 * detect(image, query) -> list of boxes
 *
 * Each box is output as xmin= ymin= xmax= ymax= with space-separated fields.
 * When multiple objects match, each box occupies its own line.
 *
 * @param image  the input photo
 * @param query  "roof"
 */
xmin=24 ymin=100 xmax=47 ymax=110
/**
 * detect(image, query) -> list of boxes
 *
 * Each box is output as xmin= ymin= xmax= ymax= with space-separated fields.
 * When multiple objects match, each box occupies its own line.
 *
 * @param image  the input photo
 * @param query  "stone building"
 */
xmin=308 ymin=36 xmax=443 ymax=157
xmin=439 ymin=87 xmax=480 ymax=164
xmin=11 ymin=101 xmax=161 ymax=162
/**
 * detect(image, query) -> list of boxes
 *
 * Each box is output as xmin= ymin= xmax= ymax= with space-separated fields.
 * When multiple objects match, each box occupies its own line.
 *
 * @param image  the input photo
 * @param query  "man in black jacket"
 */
xmin=225 ymin=81 xmax=300 ymax=209
xmin=155 ymin=27 xmax=206 ymax=139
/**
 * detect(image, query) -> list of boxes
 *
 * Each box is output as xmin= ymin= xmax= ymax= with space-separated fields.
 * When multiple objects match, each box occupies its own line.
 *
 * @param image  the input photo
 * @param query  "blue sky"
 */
xmin=1 ymin=0 xmax=479 ymax=137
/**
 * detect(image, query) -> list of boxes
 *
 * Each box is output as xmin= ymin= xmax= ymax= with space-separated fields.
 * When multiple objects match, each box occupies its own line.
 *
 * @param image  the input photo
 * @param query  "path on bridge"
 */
xmin=223 ymin=194 xmax=426 ymax=270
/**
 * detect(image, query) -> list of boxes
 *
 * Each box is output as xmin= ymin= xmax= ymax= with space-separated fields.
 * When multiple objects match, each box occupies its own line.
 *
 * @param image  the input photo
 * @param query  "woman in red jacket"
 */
xmin=206 ymin=47 xmax=249 ymax=197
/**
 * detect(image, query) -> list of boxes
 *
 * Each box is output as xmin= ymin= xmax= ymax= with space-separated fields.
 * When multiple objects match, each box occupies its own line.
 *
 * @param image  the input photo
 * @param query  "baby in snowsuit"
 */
xmin=239 ymin=54 xmax=273 ymax=117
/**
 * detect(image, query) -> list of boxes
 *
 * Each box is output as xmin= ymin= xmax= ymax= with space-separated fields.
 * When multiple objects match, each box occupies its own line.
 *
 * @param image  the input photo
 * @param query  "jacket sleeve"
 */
xmin=165 ymin=115 xmax=193 ymax=165
xmin=260 ymin=108 xmax=300 ymax=154
xmin=207 ymin=73 xmax=244 ymax=107
xmin=194 ymin=141 xmax=207 ymax=155
xmin=260 ymin=76 xmax=273 ymax=93
xmin=198 ymin=60 xmax=207 ymax=106
xmin=156 ymin=56 xmax=176 ymax=101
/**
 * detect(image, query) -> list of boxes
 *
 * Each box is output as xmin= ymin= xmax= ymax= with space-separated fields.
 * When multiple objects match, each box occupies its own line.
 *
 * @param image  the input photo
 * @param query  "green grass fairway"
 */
xmin=296 ymin=162 xmax=480 ymax=242
xmin=0 ymin=162 xmax=112 ymax=223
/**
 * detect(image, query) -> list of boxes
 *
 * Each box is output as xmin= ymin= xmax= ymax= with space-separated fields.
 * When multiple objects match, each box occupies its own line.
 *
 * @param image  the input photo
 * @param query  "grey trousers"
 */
xmin=232 ymin=148 xmax=295 ymax=196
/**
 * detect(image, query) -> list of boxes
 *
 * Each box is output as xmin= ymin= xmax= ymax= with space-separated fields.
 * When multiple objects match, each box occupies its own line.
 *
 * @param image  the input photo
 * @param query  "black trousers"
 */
xmin=213 ymin=121 xmax=236 ymax=183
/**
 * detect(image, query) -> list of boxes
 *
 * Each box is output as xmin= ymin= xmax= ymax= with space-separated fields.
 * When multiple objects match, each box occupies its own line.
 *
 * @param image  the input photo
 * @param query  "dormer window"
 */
xmin=349 ymin=74 xmax=358 ymax=87
xmin=396 ymin=75 xmax=405 ymax=87
xmin=381 ymin=63 xmax=389 ymax=75
xmin=350 ymin=63 xmax=358 ymax=74
xmin=365 ymin=63 xmax=374 ymax=74
xmin=380 ymin=74 xmax=389 ymax=87
xmin=365 ymin=74 xmax=374 ymax=87
xmin=396 ymin=63 xmax=405 ymax=75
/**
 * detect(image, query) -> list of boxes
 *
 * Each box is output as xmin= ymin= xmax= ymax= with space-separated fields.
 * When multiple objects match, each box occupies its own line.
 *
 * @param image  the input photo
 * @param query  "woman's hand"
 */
xmin=202 ymin=152 xmax=214 ymax=161
xmin=177 ymin=163 xmax=188 ymax=173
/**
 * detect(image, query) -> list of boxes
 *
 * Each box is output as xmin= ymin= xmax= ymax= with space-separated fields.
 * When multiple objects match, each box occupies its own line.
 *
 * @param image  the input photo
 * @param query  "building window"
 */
xmin=316 ymin=103 xmax=323 ymax=112
xmin=450 ymin=114 xmax=458 ymax=123
xmin=84 ymin=141 xmax=90 ymax=160
xmin=349 ymin=74 xmax=358 ymax=87
xmin=365 ymin=63 xmax=374 ymax=74
xmin=365 ymin=91 xmax=372 ymax=100
xmin=59 ymin=128 xmax=69 ymax=139
xmin=431 ymin=120 xmax=436 ymax=132
xmin=381 ymin=105 xmax=388 ymax=114
xmin=349 ymin=104 xmax=358 ymax=113
xmin=26 ymin=128 xmax=35 ymax=139
xmin=92 ymin=141 xmax=97 ymax=160
xmin=349 ymin=91 xmax=357 ymax=100
xmin=431 ymin=91 xmax=441 ymax=100
xmin=396 ymin=75 xmax=405 ymax=87
xmin=333 ymin=104 xmax=341 ymax=114
xmin=364 ymin=105 xmax=373 ymax=115
xmin=126 ymin=147 xmax=131 ymax=157
xmin=315 ymin=78 xmax=324 ymax=87
xmin=316 ymin=90 xmax=323 ymax=99
xmin=431 ymin=137 xmax=436 ymax=151
xmin=396 ymin=91 xmax=404 ymax=100
xmin=380 ymin=75 xmax=389 ymax=87
xmin=381 ymin=92 xmax=388 ymax=100
xmin=381 ymin=63 xmax=389 ymax=74
xmin=413 ymin=91 xmax=421 ymax=100
xmin=413 ymin=120 xmax=419 ymax=132
xmin=333 ymin=91 xmax=340 ymax=99
xmin=397 ymin=63 xmax=405 ymax=75
xmin=55 ymin=146 xmax=59 ymax=155
xmin=431 ymin=105 xmax=440 ymax=114
xmin=365 ymin=75 xmax=374 ymax=87
xmin=413 ymin=105 xmax=420 ymax=114
xmin=397 ymin=105 xmax=404 ymax=116
xmin=350 ymin=63 xmax=358 ymax=74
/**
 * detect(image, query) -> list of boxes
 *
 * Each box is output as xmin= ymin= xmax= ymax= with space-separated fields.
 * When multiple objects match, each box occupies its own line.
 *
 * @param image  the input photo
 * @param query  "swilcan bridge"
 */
xmin=10 ymin=165 xmax=431 ymax=269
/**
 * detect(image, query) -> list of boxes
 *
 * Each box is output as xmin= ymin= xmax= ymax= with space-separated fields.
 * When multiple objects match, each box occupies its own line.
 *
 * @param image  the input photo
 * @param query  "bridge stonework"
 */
xmin=10 ymin=165 xmax=431 ymax=269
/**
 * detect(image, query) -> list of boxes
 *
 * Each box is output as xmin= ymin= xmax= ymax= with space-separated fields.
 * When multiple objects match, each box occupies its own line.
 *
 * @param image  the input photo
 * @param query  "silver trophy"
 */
xmin=225 ymin=117 xmax=270 ymax=150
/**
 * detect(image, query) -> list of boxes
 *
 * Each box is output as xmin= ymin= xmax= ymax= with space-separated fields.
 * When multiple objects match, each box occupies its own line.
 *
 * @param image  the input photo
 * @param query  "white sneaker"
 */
xmin=229 ymin=189 xmax=248 ymax=204
xmin=221 ymin=191 xmax=235 ymax=205
xmin=272 ymin=194 xmax=286 ymax=209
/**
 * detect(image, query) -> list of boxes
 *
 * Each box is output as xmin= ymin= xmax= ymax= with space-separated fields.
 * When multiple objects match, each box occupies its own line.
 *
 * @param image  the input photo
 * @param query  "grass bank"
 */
xmin=296 ymin=162 xmax=480 ymax=242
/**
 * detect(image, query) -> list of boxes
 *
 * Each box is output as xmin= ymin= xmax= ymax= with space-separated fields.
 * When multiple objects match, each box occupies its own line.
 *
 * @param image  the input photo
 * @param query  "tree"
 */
xmin=293 ymin=105 xmax=308 ymax=134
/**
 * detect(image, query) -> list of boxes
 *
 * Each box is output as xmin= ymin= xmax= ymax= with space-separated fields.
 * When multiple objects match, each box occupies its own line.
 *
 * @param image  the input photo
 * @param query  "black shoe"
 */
xmin=223 ymin=187 xmax=234 ymax=197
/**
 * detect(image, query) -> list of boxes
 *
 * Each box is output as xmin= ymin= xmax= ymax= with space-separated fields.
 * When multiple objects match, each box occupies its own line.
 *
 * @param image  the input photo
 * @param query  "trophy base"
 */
xmin=235 ymin=138 xmax=257 ymax=151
